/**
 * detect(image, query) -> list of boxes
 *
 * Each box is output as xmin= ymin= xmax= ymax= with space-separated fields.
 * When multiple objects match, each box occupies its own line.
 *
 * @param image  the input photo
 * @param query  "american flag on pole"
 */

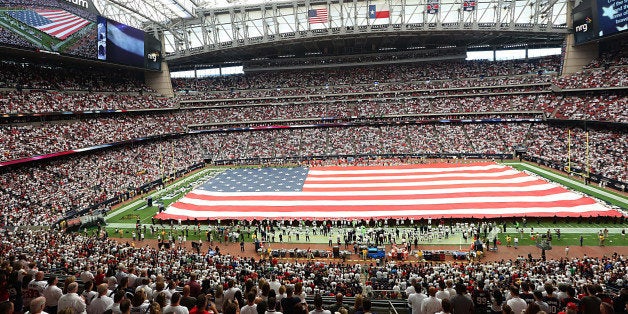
xmin=308 ymin=8 xmax=329 ymax=24
xmin=7 ymin=9 xmax=91 ymax=40
xmin=155 ymin=162 xmax=621 ymax=221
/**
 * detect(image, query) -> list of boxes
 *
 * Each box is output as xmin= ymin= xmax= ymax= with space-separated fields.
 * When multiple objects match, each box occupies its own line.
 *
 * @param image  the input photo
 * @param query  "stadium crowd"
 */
xmin=4 ymin=88 xmax=625 ymax=164
xmin=0 ymin=136 xmax=207 ymax=227
xmin=0 ymin=56 xmax=624 ymax=123
xmin=243 ymin=48 xmax=468 ymax=68
xmin=0 ymin=91 xmax=176 ymax=113
xmin=584 ymin=53 xmax=628 ymax=69
xmin=552 ymin=95 xmax=627 ymax=123
xmin=0 ymin=228 xmax=627 ymax=314
xmin=554 ymin=67 xmax=628 ymax=90
xmin=0 ymin=49 xmax=625 ymax=226
xmin=0 ymin=60 xmax=153 ymax=93
xmin=526 ymin=125 xmax=628 ymax=184
xmin=0 ymin=26 xmax=38 ymax=50
xmin=174 ymin=75 xmax=555 ymax=101
xmin=1 ymin=114 xmax=185 ymax=161
xmin=174 ymin=57 xmax=560 ymax=93
xmin=4 ymin=122 xmax=627 ymax=227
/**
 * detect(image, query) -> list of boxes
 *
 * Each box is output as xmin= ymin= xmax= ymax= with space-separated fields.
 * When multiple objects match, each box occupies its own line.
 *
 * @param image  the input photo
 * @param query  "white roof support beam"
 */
xmin=101 ymin=0 xmax=185 ymax=41
xmin=171 ymin=0 xmax=197 ymax=18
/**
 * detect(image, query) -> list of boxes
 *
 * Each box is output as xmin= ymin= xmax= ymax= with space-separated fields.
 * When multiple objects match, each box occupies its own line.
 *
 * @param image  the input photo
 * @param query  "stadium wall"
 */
xmin=146 ymin=60 xmax=174 ymax=97
xmin=562 ymin=0 xmax=598 ymax=75
xmin=562 ymin=35 xmax=598 ymax=75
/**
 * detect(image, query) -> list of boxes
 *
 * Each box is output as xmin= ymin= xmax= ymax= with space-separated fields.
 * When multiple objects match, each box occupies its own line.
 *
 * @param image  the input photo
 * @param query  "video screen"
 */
xmin=573 ymin=8 xmax=595 ymax=44
xmin=597 ymin=0 xmax=628 ymax=38
xmin=105 ymin=18 xmax=145 ymax=68
xmin=97 ymin=15 xmax=106 ymax=60
xmin=0 ymin=0 xmax=97 ymax=59
xmin=144 ymin=33 xmax=162 ymax=71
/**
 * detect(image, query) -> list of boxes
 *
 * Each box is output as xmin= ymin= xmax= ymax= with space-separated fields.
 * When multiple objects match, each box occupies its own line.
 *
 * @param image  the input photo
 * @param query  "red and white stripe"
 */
xmin=155 ymin=162 xmax=621 ymax=221
xmin=35 ymin=9 xmax=90 ymax=40
xmin=309 ymin=8 xmax=328 ymax=24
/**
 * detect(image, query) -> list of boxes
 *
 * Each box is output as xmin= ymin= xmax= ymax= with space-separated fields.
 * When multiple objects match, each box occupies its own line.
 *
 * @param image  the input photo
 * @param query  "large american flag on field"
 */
xmin=8 ymin=9 xmax=90 ymax=40
xmin=155 ymin=162 xmax=621 ymax=221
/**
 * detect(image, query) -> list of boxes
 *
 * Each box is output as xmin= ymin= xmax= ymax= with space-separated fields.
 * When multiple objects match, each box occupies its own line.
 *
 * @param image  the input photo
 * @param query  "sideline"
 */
xmin=503 ymin=162 xmax=628 ymax=209
xmin=105 ymin=167 xmax=219 ymax=222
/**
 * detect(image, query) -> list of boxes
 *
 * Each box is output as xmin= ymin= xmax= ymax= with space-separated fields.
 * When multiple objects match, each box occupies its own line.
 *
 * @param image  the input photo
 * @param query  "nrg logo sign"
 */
xmin=575 ymin=16 xmax=592 ymax=33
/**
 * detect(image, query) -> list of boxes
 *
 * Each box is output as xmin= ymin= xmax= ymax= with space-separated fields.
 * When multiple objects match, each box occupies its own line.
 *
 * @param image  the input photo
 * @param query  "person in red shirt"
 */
xmin=94 ymin=269 xmax=106 ymax=286
xmin=186 ymin=273 xmax=202 ymax=298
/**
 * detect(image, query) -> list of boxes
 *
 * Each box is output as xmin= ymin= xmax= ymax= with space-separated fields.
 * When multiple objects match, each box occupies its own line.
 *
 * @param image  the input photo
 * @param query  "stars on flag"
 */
xmin=198 ymin=167 xmax=309 ymax=192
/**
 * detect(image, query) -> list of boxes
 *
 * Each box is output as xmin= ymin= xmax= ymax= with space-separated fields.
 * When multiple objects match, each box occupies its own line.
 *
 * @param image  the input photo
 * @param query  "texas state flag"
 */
xmin=369 ymin=4 xmax=390 ymax=19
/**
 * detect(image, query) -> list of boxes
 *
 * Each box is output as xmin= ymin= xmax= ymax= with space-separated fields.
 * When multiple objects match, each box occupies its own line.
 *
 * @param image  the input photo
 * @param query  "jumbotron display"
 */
xmin=0 ymin=0 xmax=161 ymax=69
xmin=573 ymin=0 xmax=628 ymax=44
xmin=0 ymin=0 xmax=98 ymax=59
xmin=597 ymin=0 xmax=628 ymax=37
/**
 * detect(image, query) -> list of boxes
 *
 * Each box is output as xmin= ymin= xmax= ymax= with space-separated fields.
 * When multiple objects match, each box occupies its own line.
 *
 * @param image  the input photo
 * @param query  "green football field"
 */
xmin=96 ymin=161 xmax=628 ymax=246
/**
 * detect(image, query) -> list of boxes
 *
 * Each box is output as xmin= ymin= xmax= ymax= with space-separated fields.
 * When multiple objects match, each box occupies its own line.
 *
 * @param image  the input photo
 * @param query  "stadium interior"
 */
xmin=0 ymin=0 xmax=627 ymax=313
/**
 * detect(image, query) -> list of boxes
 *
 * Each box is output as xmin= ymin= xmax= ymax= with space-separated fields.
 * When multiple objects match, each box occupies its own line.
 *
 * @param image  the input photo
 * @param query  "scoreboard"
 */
xmin=574 ymin=0 xmax=628 ymax=44
xmin=0 ymin=0 xmax=162 ymax=70
xmin=597 ymin=0 xmax=628 ymax=37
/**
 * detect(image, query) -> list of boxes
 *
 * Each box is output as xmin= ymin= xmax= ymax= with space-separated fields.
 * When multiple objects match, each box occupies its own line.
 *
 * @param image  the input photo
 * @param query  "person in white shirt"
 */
xmin=268 ymin=275 xmax=281 ymax=295
xmin=405 ymin=278 xmax=417 ymax=296
xmin=29 ymin=272 xmax=47 ymax=296
xmin=57 ymin=282 xmax=87 ymax=314
xmin=435 ymin=298 xmax=453 ymax=314
xmin=81 ymin=281 xmax=98 ymax=306
xmin=162 ymin=292 xmax=189 ymax=314
xmin=165 ymin=281 xmax=177 ymax=302
xmin=87 ymin=284 xmax=114 ymax=314
xmin=107 ymin=277 xmax=118 ymax=296
xmin=135 ymin=278 xmax=153 ymax=301
xmin=43 ymin=276 xmax=63 ymax=314
xmin=126 ymin=267 xmax=138 ymax=288
xmin=435 ymin=282 xmax=450 ymax=301
xmin=445 ymin=281 xmax=456 ymax=299
xmin=224 ymin=279 xmax=241 ymax=302
xmin=532 ymin=290 xmax=550 ymax=313
xmin=506 ymin=286 xmax=528 ymax=314
xmin=408 ymin=283 xmax=427 ymax=314
xmin=240 ymin=292 xmax=258 ymax=314
xmin=80 ymin=267 xmax=95 ymax=284
xmin=153 ymin=282 xmax=169 ymax=306
xmin=309 ymin=294 xmax=331 ymax=314
xmin=24 ymin=296 xmax=47 ymax=314
xmin=110 ymin=290 xmax=126 ymax=314
xmin=421 ymin=287 xmax=442 ymax=314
